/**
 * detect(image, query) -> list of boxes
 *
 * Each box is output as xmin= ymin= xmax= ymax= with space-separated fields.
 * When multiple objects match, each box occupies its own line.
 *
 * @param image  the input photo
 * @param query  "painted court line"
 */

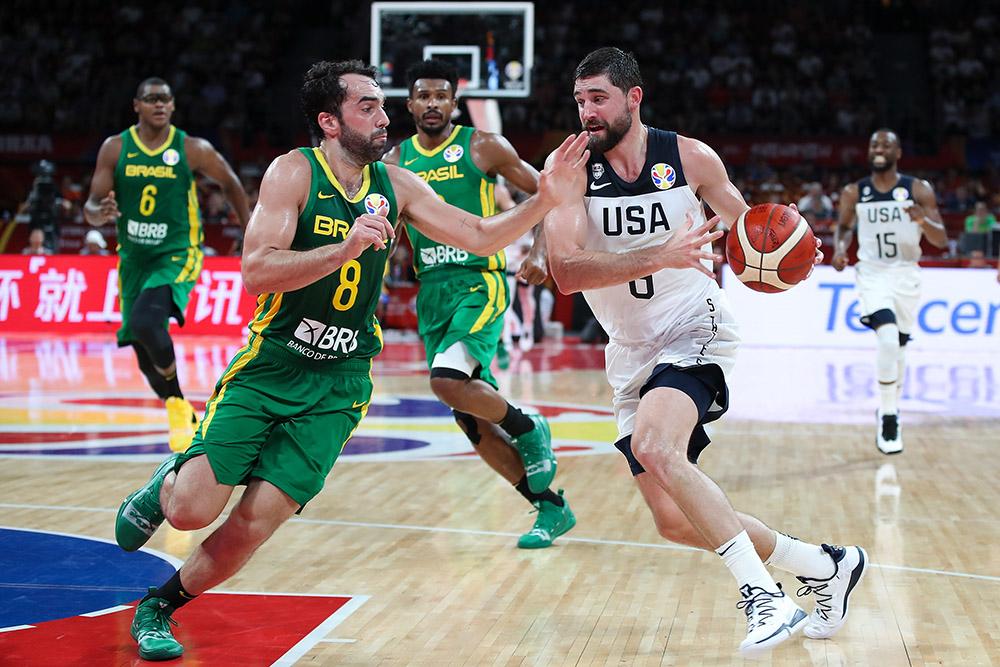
xmin=2 ymin=503 xmax=998 ymax=585
xmin=81 ymin=604 xmax=133 ymax=618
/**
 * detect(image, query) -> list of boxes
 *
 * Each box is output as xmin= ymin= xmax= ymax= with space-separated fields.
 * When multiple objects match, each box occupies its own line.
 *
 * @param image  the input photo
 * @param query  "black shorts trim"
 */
xmin=430 ymin=367 xmax=473 ymax=381
xmin=860 ymin=308 xmax=896 ymax=331
xmin=615 ymin=363 xmax=729 ymax=476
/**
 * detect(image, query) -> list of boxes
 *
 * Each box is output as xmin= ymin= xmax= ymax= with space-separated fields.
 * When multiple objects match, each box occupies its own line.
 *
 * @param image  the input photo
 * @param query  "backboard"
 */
xmin=371 ymin=2 xmax=534 ymax=98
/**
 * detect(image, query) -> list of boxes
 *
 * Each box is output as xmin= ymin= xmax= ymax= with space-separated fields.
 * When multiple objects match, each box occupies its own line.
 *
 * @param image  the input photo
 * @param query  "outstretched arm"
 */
xmin=907 ymin=179 xmax=948 ymax=249
xmin=832 ymin=184 xmax=859 ymax=270
xmin=393 ymin=133 xmax=589 ymax=257
xmin=241 ymin=151 xmax=393 ymax=294
xmin=546 ymin=203 xmax=720 ymax=294
xmin=83 ymin=136 xmax=122 ymax=226
xmin=187 ymin=137 xmax=251 ymax=229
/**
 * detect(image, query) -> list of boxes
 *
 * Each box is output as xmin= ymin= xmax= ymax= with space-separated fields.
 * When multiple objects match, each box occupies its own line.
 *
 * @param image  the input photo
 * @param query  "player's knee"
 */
xmin=631 ymin=432 xmax=687 ymax=478
xmin=228 ymin=501 xmax=284 ymax=546
xmin=430 ymin=374 xmax=466 ymax=405
xmin=164 ymin=495 xmax=218 ymax=531
xmin=452 ymin=410 xmax=482 ymax=445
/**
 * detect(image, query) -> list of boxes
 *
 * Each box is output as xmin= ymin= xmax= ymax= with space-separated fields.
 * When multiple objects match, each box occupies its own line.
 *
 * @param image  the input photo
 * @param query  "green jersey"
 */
xmin=248 ymin=148 xmax=396 ymax=365
xmin=399 ymin=125 xmax=505 ymax=280
xmin=113 ymin=125 xmax=202 ymax=269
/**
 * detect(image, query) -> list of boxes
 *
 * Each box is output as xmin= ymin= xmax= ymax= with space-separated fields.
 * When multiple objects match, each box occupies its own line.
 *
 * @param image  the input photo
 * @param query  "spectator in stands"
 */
xmin=797 ymin=182 xmax=835 ymax=226
xmin=80 ymin=229 xmax=109 ymax=255
xmin=964 ymin=201 xmax=996 ymax=233
xmin=21 ymin=228 xmax=52 ymax=255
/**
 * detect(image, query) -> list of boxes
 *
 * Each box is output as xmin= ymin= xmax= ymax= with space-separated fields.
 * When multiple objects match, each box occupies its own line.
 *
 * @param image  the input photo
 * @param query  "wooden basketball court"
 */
xmin=1 ymin=332 xmax=997 ymax=665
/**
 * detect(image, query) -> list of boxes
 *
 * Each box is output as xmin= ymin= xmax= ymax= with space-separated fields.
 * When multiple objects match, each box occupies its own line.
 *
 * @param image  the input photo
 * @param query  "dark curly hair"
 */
xmin=574 ymin=47 xmax=643 ymax=94
xmin=300 ymin=60 xmax=379 ymax=140
xmin=405 ymin=59 xmax=459 ymax=97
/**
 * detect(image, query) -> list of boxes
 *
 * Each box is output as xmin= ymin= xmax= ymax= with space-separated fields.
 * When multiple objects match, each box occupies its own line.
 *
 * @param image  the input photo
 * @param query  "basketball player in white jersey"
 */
xmin=832 ymin=129 xmax=947 ymax=454
xmin=544 ymin=47 xmax=868 ymax=657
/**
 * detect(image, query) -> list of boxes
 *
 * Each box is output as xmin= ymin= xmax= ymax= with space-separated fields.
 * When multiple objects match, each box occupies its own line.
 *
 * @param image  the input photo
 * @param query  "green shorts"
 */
xmin=178 ymin=335 xmax=373 ymax=507
xmin=117 ymin=249 xmax=203 ymax=346
xmin=416 ymin=269 xmax=509 ymax=389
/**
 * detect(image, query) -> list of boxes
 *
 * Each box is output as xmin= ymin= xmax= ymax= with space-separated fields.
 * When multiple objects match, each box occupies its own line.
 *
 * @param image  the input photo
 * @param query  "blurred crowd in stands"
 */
xmin=1 ymin=0 xmax=998 ymax=266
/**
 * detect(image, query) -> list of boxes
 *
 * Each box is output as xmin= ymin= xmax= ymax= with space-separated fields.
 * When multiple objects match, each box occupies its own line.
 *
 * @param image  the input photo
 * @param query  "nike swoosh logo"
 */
xmin=171 ymin=256 xmax=182 ymax=261
xmin=318 ymin=192 xmax=336 ymax=199
xmin=860 ymin=196 xmax=873 ymax=202
xmin=352 ymin=400 xmax=368 ymax=409
xmin=469 ymin=285 xmax=482 ymax=292
xmin=404 ymin=158 xmax=419 ymax=166
xmin=590 ymin=182 xmax=612 ymax=191
xmin=127 ymin=152 xmax=139 ymax=158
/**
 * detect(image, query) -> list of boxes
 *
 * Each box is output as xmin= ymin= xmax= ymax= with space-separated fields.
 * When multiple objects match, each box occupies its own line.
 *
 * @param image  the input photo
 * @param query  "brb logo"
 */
xmin=419 ymin=244 xmax=469 ymax=266
xmin=291 ymin=317 xmax=359 ymax=357
xmin=126 ymin=219 xmax=168 ymax=245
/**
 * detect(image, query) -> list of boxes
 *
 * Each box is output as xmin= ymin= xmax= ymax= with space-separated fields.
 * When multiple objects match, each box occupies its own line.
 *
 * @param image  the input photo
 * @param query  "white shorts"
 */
xmin=605 ymin=312 xmax=740 ymax=441
xmin=856 ymin=263 xmax=921 ymax=333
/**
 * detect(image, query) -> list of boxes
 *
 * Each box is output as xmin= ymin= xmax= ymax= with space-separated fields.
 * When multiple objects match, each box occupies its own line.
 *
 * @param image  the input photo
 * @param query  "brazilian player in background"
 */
xmin=384 ymin=60 xmax=575 ymax=549
xmin=85 ymin=77 xmax=250 ymax=452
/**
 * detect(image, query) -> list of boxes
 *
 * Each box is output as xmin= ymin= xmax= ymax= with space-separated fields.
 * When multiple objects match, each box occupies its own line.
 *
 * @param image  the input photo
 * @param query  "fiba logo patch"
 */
xmin=162 ymin=149 xmax=180 ymax=166
xmin=364 ymin=193 xmax=389 ymax=216
xmin=443 ymin=145 xmax=464 ymax=163
xmin=591 ymin=162 xmax=605 ymax=180
xmin=892 ymin=187 xmax=909 ymax=202
xmin=650 ymin=163 xmax=676 ymax=190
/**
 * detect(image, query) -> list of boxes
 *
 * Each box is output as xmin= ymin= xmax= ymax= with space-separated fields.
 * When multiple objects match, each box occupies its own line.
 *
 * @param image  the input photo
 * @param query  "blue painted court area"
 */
xmin=0 ymin=528 xmax=176 ymax=627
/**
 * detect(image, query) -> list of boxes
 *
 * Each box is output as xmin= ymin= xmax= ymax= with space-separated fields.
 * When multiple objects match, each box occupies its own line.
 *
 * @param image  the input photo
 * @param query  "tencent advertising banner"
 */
xmin=0 ymin=255 xmax=255 ymax=336
xmin=723 ymin=265 xmax=1000 ymax=350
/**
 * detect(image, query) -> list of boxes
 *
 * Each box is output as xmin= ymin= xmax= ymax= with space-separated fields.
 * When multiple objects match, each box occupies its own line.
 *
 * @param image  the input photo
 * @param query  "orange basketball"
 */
xmin=726 ymin=203 xmax=816 ymax=293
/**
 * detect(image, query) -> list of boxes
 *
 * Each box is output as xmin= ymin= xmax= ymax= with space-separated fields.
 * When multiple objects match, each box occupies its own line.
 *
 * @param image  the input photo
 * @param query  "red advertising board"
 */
xmin=0 ymin=254 xmax=256 ymax=336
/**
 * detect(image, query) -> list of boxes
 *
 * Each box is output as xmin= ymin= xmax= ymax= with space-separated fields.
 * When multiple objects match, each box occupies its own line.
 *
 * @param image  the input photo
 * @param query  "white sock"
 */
xmin=765 ymin=532 xmax=835 ymax=580
xmin=716 ymin=530 xmax=778 ymax=592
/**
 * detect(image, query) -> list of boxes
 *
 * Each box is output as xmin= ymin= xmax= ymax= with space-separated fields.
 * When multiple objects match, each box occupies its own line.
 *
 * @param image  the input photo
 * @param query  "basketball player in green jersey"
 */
xmin=384 ymin=59 xmax=574 ymax=549
xmin=84 ymin=77 xmax=250 ymax=452
xmin=113 ymin=60 xmax=589 ymax=660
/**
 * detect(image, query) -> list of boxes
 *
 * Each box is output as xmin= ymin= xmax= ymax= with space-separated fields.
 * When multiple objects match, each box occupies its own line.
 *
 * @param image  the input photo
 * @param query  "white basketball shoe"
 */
xmin=796 ymin=544 xmax=869 ymax=639
xmin=876 ymin=409 xmax=902 ymax=455
xmin=737 ymin=583 xmax=808 ymax=657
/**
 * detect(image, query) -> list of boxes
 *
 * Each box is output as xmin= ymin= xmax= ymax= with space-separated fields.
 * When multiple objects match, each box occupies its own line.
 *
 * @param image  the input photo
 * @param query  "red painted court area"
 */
xmin=0 ymin=592 xmax=356 ymax=666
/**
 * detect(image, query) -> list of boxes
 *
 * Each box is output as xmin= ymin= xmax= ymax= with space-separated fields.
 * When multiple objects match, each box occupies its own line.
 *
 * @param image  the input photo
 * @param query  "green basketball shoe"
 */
xmin=518 ymin=490 xmax=576 ymax=549
xmin=131 ymin=588 xmax=184 ymax=660
xmin=512 ymin=413 xmax=556 ymax=493
xmin=115 ymin=454 xmax=178 ymax=552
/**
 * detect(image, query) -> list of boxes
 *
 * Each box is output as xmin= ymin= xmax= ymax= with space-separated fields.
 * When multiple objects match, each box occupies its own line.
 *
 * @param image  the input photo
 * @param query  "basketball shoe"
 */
xmin=512 ymin=413 xmax=556 ymax=493
xmin=166 ymin=397 xmax=198 ymax=453
xmin=131 ymin=588 xmax=184 ymax=660
xmin=737 ymin=583 xmax=808 ymax=657
xmin=876 ymin=409 xmax=902 ymax=455
xmin=796 ymin=544 xmax=869 ymax=639
xmin=115 ymin=454 xmax=178 ymax=551
xmin=517 ymin=490 xmax=576 ymax=549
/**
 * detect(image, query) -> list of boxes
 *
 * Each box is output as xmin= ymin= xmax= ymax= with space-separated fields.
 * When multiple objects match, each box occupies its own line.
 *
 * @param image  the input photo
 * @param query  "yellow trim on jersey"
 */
xmin=409 ymin=125 xmax=463 ymax=158
xmin=469 ymin=271 xmax=500 ymax=334
xmin=312 ymin=147 xmax=370 ymax=203
xmin=187 ymin=181 xmax=202 ymax=248
xmin=493 ymin=269 xmax=507 ymax=314
xmin=248 ymin=292 xmax=284 ymax=336
xmin=129 ymin=124 xmax=176 ymax=157
xmin=198 ymin=332 xmax=265 ymax=437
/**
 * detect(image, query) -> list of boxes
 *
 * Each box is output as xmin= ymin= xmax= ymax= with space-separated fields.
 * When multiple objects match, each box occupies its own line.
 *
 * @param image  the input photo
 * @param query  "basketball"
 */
xmin=726 ymin=203 xmax=816 ymax=293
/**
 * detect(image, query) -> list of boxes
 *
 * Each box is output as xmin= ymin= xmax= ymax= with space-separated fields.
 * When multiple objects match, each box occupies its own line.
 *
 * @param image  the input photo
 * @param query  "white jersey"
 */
xmin=581 ymin=128 xmax=739 ymax=440
xmin=582 ymin=128 xmax=730 ymax=347
xmin=854 ymin=174 xmax=922 ymax=267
